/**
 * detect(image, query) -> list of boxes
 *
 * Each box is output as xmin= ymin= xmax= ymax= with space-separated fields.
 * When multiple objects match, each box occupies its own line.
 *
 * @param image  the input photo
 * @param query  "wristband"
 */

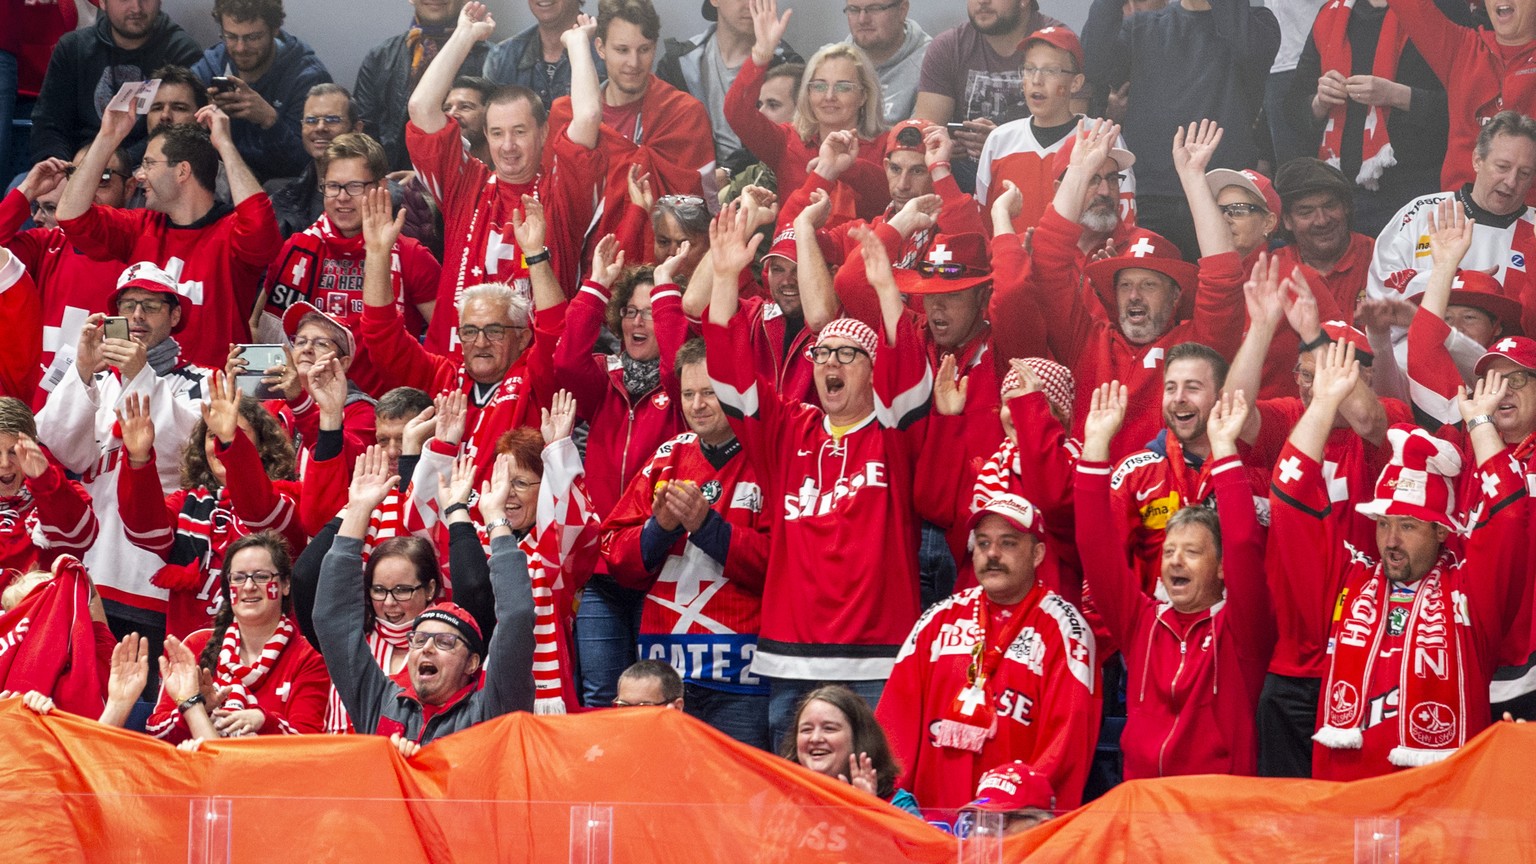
xmin=1466 ymin=414 xmax=1495 ymax=432
xmin=177 ymin=694 xmax=206 ymax=714
xmin=484 ymin=517 xmax=511 ymax=533
xmin=443 ymin=502 xmax=469 ymax=517
xmin=1297 ymin=332 xmax=1332 ymax=353
xmin=523 ymin=247 xmax=551 ymax=267
xmin=928 ymin=161 xmax=951 ymax=172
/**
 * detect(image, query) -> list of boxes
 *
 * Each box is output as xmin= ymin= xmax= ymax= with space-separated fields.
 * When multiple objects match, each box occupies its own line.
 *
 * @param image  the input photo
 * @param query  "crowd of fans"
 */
xmin=2 ymin=0 xmax=1535 ymax=835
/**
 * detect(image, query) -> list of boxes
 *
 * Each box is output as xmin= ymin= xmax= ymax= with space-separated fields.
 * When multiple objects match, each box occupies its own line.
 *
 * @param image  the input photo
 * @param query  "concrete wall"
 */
xmin=158 ymin=0 xmax=1094 ymax=93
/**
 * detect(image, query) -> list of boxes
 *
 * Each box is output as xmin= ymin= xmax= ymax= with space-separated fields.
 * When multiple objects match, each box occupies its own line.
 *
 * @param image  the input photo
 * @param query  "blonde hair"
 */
xmin=792 ymin=43 xmax=885 ymax=142
xmin=1 ymin=570 xmax=50 ymax=612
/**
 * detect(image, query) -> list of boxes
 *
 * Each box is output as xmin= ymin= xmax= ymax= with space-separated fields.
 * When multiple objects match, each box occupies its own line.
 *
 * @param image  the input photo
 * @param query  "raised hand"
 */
xmin=105 ymin=633 xmax=150 ymax=711
xmin=853 ymin=224 xmax=897 ymax=296
xmin=796 ymin=187 xmax=833 ymax=231
xmin=541 ymin=389 xmax=577 ymax=444
xmin=1069 ymin=119 xmax=1120 ymax=176
xmin=1243 ymin=251 xmax=1285 ymax=331
xmin=268 ymin=343 xmax=301 ymax=402
xmin=923 ymin=124 xmax=954 ymax=170
xmin=1207 ymin=389 xmax=1249 ymax=457
xmin=739 ymin=183 xmax=779 ymax=231
xmin=99 ymin=327 xmax=149 ymax=381
xmin=510 ymin=194 xmax=547 ymax=254
xmin=1458 ymin=369 xmax=1509 ymax=423
xmin=840 ymin=752 xmax=878 ymax=796
xmin=654 ymin=240 xmax=692 ymax=288
xmin=1282 ymin=267 xmax=1322 ymax=343
xmin=626 ymin=165 xmax=655 ymax=211
xmin=888 ymin=193 xmax=940 ymax=239
xmin=306 ymin=353 xmax=348 ymax=420
xmin=159 ymin=635 xmax=203 ymax=704
xmin=709 ymin=203 xmax=762 ymax=279
xmin=195 ymin=104 xmax=234 ymax=152
xmin=76 ymin=314 xmax=109 ymax=383
xmin=201 ymin=370 xmax=241 ymax=446
xmin=401 ymin=403 xmax=438 ymax=456
xmin=1007 ymin=358 xmax=1044 ymax=395
xmin=477 ymin=453 xmax=515 ymax=525
xmin=590 ymin=233 xmax=626 ymax=288
xmin=1352 ymin=297 xmax=1415 ymax=335
xmin=932 ymin=354 xmax=969 ymax=416
xmin=748 ymin=0 xmax=792 ymax=66
xmin=434 ymin=389 xmax=468 ymax=446
xmin=1312 ymin=339 xmax=1361 ymax=408
xmin=1171 ymin=119 xmax=1223 ymax=177
xmin=116 ymin=392 xmax=157 ymax=465
xmin=207 ymin=75 xmax=277 ymax=129
xmin=18 ymin=158 xmax=72 ymax=202
xmin=991 ymin=180 xmax=1024 ymax=231
xmin=14 ymin=434 xmax=50 ymax=480
xmin=1426 ymin=196 xmax=1473 ymax=271
xmin=360 ymin=185 xmax=404 ymax=254
xmin=459 ymin=1 xmax=497 ymax=41
xmin=1081 ymin=381 xmax=1128 ymax=461
xmin=97 ymin=96 xmax=140 ymax=143
xmin=563 ymin=12 xmax=597 ymax=46
xmin=444 ymin=452 xmax=477 ymax=509
xmin=814 ymin=129 xmax=859 ymax=181
xmin=347 ymin=445 xmax=401 ymax=511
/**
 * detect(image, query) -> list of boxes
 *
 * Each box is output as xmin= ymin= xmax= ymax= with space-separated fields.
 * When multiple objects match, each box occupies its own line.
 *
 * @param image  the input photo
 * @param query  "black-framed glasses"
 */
xmin=620 ymin=307 xmax=653 ymax=321
xmin=227 ymin=570 xmax=281 ymax=586
xmin=1219 ymin=202 xmax=1266 ymax=218
xmin=29 ymin=201 xmax=58 ymax=219
xmin=1503 ymin=369 xmax=1532 ymax=391
xmin=303 ymin=114 xmax=347 ymax=127
xmin=408 ymin=631 xmax=469 ymax=651
xmin=99 ymin=168 xmax=131 ymax=187
xmin=843 ymin=0 xmax=902 ymax=16
xmin=321 ymin=180 xmax=375 ymax=198
xmin=809 ymin=345 xmax=870 ymax=365
xmin=117 ymin=298 xmax=171 ymax=315
xmin=1087 ymin=171 xmax=1124 ymax=188
xmin=370 ymin=583 xmax=425 ymax=602
xmin=458 ymin=323 xmax=523 ymax=344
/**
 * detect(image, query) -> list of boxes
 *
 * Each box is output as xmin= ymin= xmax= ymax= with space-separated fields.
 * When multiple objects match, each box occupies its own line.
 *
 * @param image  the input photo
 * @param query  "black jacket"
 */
xmin=30 ymin=12 xmax=203 ymax=162
xmin=354 ymin=33 xmax=488 ymax=173
xmin=192 ymin=31 xmax=332 ymax=182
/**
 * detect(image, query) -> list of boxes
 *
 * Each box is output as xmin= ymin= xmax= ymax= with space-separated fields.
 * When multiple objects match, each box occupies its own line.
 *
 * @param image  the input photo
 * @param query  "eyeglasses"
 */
xmin=1292 ymin=366 xmax=1314 ymax=386
xmin=407 ymin=631 xmax=469 ymax=651
xmin=807 ymin=81 xmax=859 ymax=96
xmin=137 ymin=157 xmax=180 ymax=173
xmin=1219 ymin=202 xmax=1266 ymax=218
xmin=29 ymin=201 xmax=58 ymax=219
xmin=370 ymin=583 xmax=425 ymax=602
xmin=620 ymin=307 xmax=653 ymax=321
xmin=303 ymin=114 xmax=347 ymax=128
xmin=457 ymin=323 xmax=523 ymax=344
xmin=292 ymin=335 xmax=340 ymax=352
xmin=612 ymin=698 xmax=672 ymax=707
xmin=117 ymin=298 xmax=171 ymax=315
xmin=227 ymin=570 xmax=281 ymax=586
xmin=1087 ymin=171 xmax=1124 ymax=188
xmin=510 ymin=477 xmax=542 ymax=493
xmin=99 ymin=169 xmax=131 ymax=187
xmin=1021 ymin=65 xmax=1075 ymax=79
xmin=1503 ymin=369 xmax=1532 ymax=391
xmin=321 ymin=180 xmax=375 ymax=198
xmin=810 ymin=345 xmax=870 ymax=365
xmin=843 ymin=0 xmax=902 ymax=16
xmin=658 ymin=194 xmax=705 ymax=207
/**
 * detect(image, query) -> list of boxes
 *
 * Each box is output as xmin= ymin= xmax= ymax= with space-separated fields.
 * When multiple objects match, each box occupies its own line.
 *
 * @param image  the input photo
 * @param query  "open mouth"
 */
xmin=1124 ymin=305 xmax=1149 ymax=324
xmin=1166 ymin=573 xmax=1191 ymax=589
xmin=824 ymin=373 xmax=846 ymax=395
xmin=416 ymin=660 xmax=440 ymax=680
xmin=1495 ymin=2 xmax=1515 ymax=21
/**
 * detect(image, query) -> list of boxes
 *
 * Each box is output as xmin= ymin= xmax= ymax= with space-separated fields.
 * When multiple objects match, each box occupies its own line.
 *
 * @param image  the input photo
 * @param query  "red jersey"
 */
xmin=57 ymin=196 xmax=283 ymax=370
xmin=0 ymin=461 xmax=97 ymax=574
xmin=704 ymin=313 xmax=932 ymax=681
xmin=601 ymin=432 xmax=771 ymax=693
xmin=1078 ymin=455 xmax=1275 ymax=778
xmin=875 ymin=583 xmax=1099 ymax=810
xmin=0 ymin=249 xmax=43 ymax=402
xmin=406 ymin=117 xmax=604 ymax=354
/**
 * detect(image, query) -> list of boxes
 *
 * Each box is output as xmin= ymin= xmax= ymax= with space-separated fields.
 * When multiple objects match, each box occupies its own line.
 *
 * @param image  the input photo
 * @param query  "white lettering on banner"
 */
xmin=1364 ymin=687 xmax=1400 ymax=731
xmin=782 ymin=462 xmax=889 ymax=520
xmin=0 ymin=618 xmax=31 ymax=659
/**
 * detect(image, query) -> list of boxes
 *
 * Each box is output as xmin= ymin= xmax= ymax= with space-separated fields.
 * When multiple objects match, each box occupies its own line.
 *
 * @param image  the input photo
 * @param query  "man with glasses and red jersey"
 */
xmin=407 ymin=2 xmax=605 ymax=355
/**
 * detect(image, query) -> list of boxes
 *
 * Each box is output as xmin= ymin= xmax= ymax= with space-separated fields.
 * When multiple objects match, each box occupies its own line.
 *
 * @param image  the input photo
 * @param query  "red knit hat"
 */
xmin=1001 ymin=358 xmax=1074 ymax=419
xmin=1473 ymin=335 xmax=1536 ymax=376
xmin=965 ymin=760 xmax=1056 ymax=812
xmin=110 ymin=262 xmax=188 ymax=334
xmin=812 ymin=317 xmax=881 ymax=364
xmin=965 ymin=493 xmax=1047 ymax=541
xmin=1354 ymin=425 xmax=1462 ymax=531
xmin=413 ymin=602 xmax=485 ymax=656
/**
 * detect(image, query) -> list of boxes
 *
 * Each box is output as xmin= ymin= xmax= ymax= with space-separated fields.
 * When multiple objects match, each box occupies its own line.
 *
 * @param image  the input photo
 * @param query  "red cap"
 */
xmin=1050 ymin=131 xmax=1135 ymax=180
xmin=1321 ymin=320 xmax=1373 ymax=360
xmin=903 ymin=233 xmax=993 ymax=295
xmin=110 ymin=262 xmax=188 ymax=333
xmin=1205 ymin=168 xmax=1281 ymax=217
xmin=965 ymin=761 xmax=1056 ymax=812
xmin=965 ymin=494 xmax=1047 ymax=541
xmin=1018 ymin=26 xmax=1084 ymax=73
xmin=1473 ymin=335 xmax=1536 ymax=377
xmin=885 ymin=119 xmax=930 ymax=157
xmin=282 ymin=301 xmax=357 ymax=357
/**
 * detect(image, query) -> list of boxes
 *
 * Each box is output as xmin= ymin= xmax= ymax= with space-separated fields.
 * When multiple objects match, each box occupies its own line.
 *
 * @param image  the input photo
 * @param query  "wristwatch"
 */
xmin=523 ymin=247 xmax=551 ymax=267
xmin=484 ymin=517 xmax=512 ymax=533
xmin=1466 ymin=414 xmax=1495 ymax=431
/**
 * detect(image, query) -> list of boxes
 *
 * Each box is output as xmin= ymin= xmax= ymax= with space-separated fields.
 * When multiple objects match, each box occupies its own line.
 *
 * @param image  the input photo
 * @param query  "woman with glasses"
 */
xmin=145 ymin=531 xmax=328 ymax=743
xmin=724 ymin=0 xmax=889 ymax=218
xmin=115 ymin=371 xmax=305 ymax=641
xmin=555 ymin=235 xmax=690 ymax=707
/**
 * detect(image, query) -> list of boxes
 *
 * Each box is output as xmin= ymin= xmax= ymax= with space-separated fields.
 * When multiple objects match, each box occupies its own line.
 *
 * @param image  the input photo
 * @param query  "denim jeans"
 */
xmin=573 ymin=575 xmax=644 ymax=707
xmin=0 ymin=51 xmax=15 ymax=181
xmin=684 ymin=683 xmax=772 ymax=751
xmin=766 ymin=677 xmax=886 ymax=753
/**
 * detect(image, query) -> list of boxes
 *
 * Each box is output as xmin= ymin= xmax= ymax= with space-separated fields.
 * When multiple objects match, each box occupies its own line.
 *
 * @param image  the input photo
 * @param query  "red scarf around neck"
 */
xmin=215 ymin=616 xmax=295 ymax=715
xmin=934 ymin=585 xmax=1039 ymax=753
xmin=1315 ymin=0 xmax=1407 ymax=191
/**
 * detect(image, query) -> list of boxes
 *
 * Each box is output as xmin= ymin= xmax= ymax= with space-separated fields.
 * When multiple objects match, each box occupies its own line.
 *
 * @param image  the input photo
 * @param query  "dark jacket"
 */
xmin=30 ymin=11 xmax=203 ymax=162
xmin=316 ymin=534 xmax=536 ymax=745
xmin=354 ymin=32 xmax=488 ymax=172
xmin=483 ymin=25 xmax=605 ymax=109
xmin=191 ymin=31 xmax=332 ymax=183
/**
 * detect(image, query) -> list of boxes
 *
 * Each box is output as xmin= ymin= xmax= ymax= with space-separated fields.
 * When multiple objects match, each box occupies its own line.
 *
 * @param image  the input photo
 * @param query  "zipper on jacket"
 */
xmin=1154 ymin=615 xmax=1194 ymax=777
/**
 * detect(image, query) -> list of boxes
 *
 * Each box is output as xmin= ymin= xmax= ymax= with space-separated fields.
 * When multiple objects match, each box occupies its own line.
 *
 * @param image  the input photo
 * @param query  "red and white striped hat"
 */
xmin=1355 ymin=424 xmax=1461 ymax=531
xmin=1001 ymin=358 xmax=1074 ymax=418
xmin=813 ymin=316 xmax=880 ymax=363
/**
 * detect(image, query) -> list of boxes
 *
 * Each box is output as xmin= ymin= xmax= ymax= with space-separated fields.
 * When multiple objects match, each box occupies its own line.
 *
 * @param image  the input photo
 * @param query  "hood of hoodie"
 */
xmin=875 ymin=19 xmax=931 ymax=72
xmin=93 ymin=9 xmax=188 ymax=59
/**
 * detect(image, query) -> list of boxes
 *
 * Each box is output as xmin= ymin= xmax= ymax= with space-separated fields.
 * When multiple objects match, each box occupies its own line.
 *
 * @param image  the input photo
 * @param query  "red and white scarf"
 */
xmin=324 ymin=617 xmax=413 ymax=733
xmin=934 ymin=590 xmax=1035 ymax=753
xmin=268 ymin=214 xmax=409 ymax=323
xmin=1315 ymin=0 xmax=1406 ymax=191
xmin=1314 ymin=556 xmax=1468 ymax=766
xmin=215 ymin=616 xmax=295 ymax=713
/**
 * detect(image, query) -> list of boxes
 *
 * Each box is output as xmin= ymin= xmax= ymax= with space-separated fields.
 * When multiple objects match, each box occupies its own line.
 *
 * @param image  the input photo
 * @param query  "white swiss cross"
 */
xmin=1496 ymin=337 xmax=1519 ymax=352
xmin=484 ymin=228 xmax=519 ymax=277
xmin=1279 ymin=456 xmax=1304 ymax=485
xmin=471 ymin=265 xmax=484 ymax=278
xmin=1129 ymin=236 xmax=1157 ymax=258
xmin=1452 ymin=277 xmax=1465 ymax=291
xmin=957 ymin=687 xmax=989 ymax=717
xmin=289 ymin=257 xmax=307 ymax=283
xmin=1481 ymin=470 xmax=1501 ymax=499
xmin=43 ymin=305 xmax=92 ymax=353
xmin=928 ymin=244 xmax=953 ymax=266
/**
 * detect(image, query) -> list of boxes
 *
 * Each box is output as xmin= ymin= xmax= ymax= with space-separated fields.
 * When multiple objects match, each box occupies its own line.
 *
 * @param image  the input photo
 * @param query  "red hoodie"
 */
xmin=1076 ymin=454 xmax=1276 ymax=779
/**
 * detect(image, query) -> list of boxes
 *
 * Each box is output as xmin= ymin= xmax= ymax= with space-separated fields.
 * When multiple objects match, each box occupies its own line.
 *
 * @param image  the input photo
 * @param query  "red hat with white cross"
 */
xmin=1355 ymin=424 xmax=1461 ymax=531
xmin=901 ymin=233 xmax=994 ymax=295
xmin=1082 ymin=230 xmax=1199 ymax=318
xmin=1429 ymin=271 xmax=1523 ymax=337
xmin=1473 ymin=335 xmax=1536 ymax=377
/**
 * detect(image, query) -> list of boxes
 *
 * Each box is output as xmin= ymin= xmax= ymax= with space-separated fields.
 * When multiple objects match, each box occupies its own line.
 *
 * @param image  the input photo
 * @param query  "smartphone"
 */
xmin=946 ymin=122 xmax=967 ymax=133
xmin=102 ymin=316 xmax=130 ymax=341
xmin=210 ymin=76 xmax=238 ymax=93
xmin=234 ymin=344 xmax=286 ymax=400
